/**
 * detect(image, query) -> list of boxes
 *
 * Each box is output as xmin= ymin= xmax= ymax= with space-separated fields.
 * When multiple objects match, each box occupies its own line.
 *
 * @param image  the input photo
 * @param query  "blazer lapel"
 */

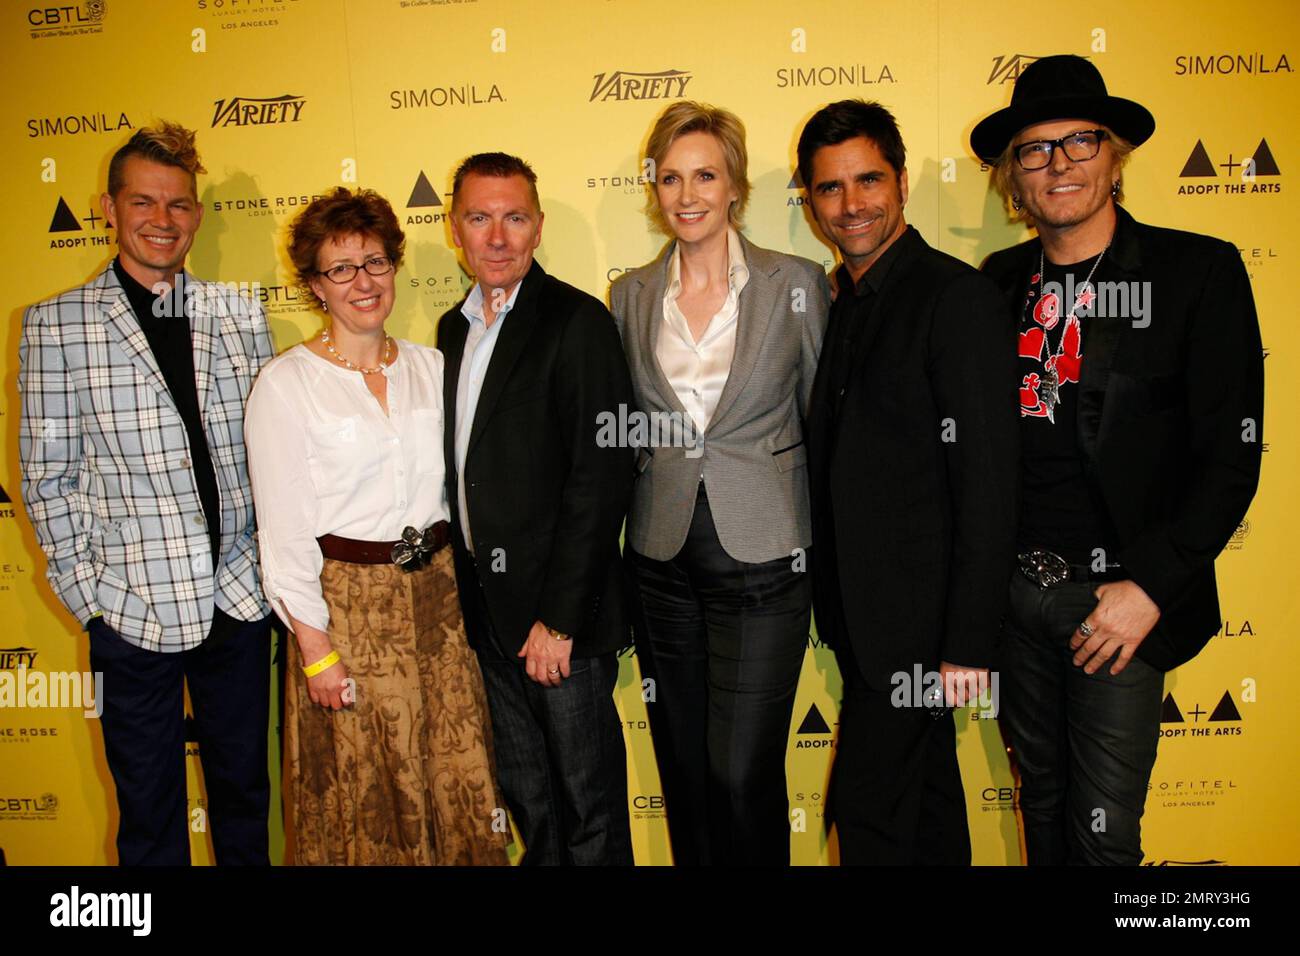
xmin=1078 ymin=206 xmax=1141 ymax=462
xmin=188 ymin=273 xmax=218 ymax=426
xmin=97 ymin=268 xmax=177 ymax=413
xmin=707 ymin=235 xmax=777 ymax=433
xmin=634 ymin=243 xmax=690 ymax=418
xmin=466 ymin=261 xmax=545 ymax=459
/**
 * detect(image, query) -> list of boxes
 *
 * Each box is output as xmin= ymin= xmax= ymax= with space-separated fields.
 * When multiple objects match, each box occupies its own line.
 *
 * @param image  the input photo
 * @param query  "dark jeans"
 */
xmin=829 ymin=638 xmax=971 ymax=865
xmin=463 ymin=571 xmax=632 ymax=866
xmin=627 ymin=486 xmax=810 ymax=866
xmin=87 ymin=610 xmax=272 ymax=866
xmin=999 ymin=572 xmax=1163 ymax=865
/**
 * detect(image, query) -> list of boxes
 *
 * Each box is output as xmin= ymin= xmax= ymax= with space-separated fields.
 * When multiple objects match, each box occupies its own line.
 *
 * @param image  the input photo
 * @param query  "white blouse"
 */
xmin=244 ymin=340 xmax=450 ymax=633
xmin=657 ymin=227 xmax=751 ymax=434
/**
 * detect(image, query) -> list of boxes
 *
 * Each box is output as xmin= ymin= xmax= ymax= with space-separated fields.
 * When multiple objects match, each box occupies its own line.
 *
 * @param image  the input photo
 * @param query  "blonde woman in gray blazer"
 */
xmin=609 ymin=101 xmax=829 ymax=866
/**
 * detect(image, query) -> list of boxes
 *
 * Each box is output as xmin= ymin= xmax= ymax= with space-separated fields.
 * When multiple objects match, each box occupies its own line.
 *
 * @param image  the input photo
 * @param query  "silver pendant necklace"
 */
xmin=1035 ymin=240 xmax=1109 ymax=423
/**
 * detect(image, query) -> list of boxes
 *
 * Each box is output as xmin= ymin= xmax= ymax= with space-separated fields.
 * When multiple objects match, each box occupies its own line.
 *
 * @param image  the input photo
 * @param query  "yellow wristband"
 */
xmin=302 ymin=650 xmax=340 ymax=678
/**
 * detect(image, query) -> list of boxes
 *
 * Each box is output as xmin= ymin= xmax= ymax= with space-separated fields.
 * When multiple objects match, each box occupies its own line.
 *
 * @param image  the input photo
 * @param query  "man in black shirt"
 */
xmin=798 ymin=100 xmax=1019 ymax=864
xmin=19 ymin=123 xmax=276 ymax=864
xmin=973 ymin=55 xmax=1264 ymax=864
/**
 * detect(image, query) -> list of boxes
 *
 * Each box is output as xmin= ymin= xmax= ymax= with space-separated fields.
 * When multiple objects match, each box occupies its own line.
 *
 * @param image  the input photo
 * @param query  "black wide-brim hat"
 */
xmin=970 ymin=55 xmax=1155 ymax=163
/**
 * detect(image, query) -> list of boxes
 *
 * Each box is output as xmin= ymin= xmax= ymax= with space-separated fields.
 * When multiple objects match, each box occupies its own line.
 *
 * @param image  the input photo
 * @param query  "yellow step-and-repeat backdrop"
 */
xmin=0 ymin=0 xmax=1295 ymax=865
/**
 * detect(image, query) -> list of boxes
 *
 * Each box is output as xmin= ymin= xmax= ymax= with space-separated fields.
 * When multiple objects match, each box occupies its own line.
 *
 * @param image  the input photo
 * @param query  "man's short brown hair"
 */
xmin=451 ymin=152 xmax=540 ymax=212
xmin=107 ymin=121 xmax=206 ymax=198
xmin=287 ymin=187 xmax=406 ymax=306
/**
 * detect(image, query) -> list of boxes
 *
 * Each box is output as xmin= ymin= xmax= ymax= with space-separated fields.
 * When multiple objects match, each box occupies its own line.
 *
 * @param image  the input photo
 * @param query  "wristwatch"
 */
xmin=544 ymin=624 xmax=571 ymax=642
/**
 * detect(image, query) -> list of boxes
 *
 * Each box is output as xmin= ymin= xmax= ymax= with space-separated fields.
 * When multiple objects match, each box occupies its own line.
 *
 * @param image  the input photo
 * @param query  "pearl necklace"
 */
xmin=320 ymin=328 xmax=392 ymax=374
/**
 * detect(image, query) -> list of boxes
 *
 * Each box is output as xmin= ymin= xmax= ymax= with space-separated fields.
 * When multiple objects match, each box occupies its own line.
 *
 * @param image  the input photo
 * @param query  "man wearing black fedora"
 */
xmin=972 ymin=55 xmax=1264 ymax=865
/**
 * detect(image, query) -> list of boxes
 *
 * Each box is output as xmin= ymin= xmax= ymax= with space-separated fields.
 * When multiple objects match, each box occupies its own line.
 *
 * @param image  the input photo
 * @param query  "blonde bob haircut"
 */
xmin=991 ymin=124 xmax=1137 ymax=225
xmin=644 ymin=101 xmax=751 ymax=234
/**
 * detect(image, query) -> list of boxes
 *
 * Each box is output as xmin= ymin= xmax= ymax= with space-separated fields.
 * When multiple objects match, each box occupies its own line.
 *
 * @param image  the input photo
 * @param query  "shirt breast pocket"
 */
xmin=409 ymin=408 xmax=445 ymax=475
xmin=306 ymin=416 xmax=380 ymax=499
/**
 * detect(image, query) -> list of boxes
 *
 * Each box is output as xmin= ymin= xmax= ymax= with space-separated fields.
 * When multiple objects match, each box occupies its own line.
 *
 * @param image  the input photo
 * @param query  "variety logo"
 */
xmin=590 ymin=69 xmax=691 ymax=102
xmin=1174 ymin=52 xmax=1291 ymax=75
xmin=27 ymin=1 xmax=106 ymax=39
xmin=27 ymin=111 xmax=131 ymax=138
xmin=0 ymin=647 xmax=37 ymax=669
xmin=1177 ymin=139 xmax=1281 ymax=195
xmin=211 ymin=93 xmax=305 ymax=127
xmin=987 ymin=53 xmax=1043 ymax=84
xmin=775 ymin=64 xmax=895 ymax=88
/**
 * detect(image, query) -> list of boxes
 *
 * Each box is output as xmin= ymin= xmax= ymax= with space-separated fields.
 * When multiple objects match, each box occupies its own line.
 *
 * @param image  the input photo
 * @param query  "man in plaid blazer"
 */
xmin=18 ymin=123 xmax=276 ymax=865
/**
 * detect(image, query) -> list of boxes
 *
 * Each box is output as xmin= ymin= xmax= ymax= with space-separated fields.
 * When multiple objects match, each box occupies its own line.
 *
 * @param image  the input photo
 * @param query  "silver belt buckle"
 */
xmin=1018 ymin=550 xmax=1071 ymax=589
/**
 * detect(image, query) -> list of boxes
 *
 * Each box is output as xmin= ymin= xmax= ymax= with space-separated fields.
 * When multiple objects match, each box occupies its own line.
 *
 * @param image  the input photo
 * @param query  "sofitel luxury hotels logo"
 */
xmin=211 ymin=94 xmax=305 ymax=127
xmin=589 ymin=69 xmax=692 ymax=102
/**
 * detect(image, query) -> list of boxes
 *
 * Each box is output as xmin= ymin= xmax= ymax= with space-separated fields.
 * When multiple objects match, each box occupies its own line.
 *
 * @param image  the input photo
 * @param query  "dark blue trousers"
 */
xmin=88 ymin=610 xmax=272 ymax=866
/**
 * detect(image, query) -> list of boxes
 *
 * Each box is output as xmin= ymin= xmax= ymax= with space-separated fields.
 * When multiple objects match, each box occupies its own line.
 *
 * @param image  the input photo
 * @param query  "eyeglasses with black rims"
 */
xmin=1012 ymin=129 xmax=1110 ymax=171
xmin=317 ymin=256 xmax=395 ymax=284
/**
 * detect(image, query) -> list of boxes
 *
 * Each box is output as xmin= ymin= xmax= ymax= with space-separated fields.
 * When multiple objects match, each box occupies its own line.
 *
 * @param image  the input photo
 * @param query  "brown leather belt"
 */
xmin=317 ymin=521 xmax=450 ymax=569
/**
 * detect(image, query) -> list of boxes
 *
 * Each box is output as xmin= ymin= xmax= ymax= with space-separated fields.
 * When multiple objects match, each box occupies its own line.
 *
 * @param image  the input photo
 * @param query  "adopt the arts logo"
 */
xmin=46 ymin=191 xmax=114 ymax=252
xmin=211 ymin=93 xmax=305 ymax=128
xmin=27 ymin=1 xmax=106 ymax=40
xmin=1159 ymin=689 xmax=1247 ymax=739
xmin=0 ymin=482 xmax=16 ymax=518
xmin=404 ymin=170 xmax=450 ymax=225
xmin=1177 ymin=137 xmax=1281 ymax=195
xmin=793 ymin=703 xmax=836 ymax=750
xmin=590 ymin=69 xmax=692 ymax=102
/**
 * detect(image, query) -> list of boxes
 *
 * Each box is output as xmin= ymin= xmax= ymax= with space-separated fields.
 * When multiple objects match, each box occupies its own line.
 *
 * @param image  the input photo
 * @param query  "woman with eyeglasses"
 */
xmin=245 ymin=187 xmax=507 ymax=865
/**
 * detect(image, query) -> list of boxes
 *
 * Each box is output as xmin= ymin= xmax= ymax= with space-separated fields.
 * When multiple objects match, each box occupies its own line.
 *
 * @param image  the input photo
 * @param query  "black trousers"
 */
xmin=87 ymin=610 xmax=272 ymax=866
xmin=627 ymin=485 xmax=811 ymax=866
xmin=999 ymin=572 xmax=1163 ymax=865
xmin=828 ymin=637 xmax=971 ymax=866
xmin=462 ymin=568 xmax=632 ymax=866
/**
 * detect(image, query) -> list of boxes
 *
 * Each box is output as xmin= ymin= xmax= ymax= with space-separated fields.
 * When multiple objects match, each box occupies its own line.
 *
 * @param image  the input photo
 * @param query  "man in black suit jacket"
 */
xmin=797 ymin=101 xmax=1020 ymax=865
xmin=436 ymin=153 xmax=635 ymax=865
xmin=972 ymin=56 xmax=1263 ymax=865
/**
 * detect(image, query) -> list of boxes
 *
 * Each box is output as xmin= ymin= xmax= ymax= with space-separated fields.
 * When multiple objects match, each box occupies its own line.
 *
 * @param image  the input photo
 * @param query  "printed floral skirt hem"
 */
xmin=284 ymin=546 xmax=509 ymax=865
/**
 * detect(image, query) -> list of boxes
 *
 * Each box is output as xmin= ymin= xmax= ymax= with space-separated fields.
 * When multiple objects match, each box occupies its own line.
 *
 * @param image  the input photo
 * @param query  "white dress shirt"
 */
xmin=657 ymin=227 xmax=750 ymax=433
xmin=245 ymin=340 xmax=450 ymax=633
xmin=454 ymin=280 xmax=521 ymax=552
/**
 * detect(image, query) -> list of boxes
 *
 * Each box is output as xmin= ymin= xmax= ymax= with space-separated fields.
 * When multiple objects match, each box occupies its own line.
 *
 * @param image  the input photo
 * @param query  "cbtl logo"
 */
xmin=987 ymin=53 xmax=1044 ymax=84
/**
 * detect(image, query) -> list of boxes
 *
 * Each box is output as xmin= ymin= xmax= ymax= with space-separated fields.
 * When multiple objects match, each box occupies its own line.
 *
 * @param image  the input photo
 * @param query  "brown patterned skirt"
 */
xmin=284 ymin=545 xmax=509 ymax=865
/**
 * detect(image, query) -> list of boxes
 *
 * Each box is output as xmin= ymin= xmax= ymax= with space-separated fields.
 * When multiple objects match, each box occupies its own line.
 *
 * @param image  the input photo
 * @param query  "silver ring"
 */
xmin=1078 ymin=621 xmax=1095 ymax=637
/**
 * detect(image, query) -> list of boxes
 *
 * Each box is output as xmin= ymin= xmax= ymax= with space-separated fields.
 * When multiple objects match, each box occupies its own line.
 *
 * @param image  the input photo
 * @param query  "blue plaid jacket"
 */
xmin=18 ymin=264 xmax=275 ymax=651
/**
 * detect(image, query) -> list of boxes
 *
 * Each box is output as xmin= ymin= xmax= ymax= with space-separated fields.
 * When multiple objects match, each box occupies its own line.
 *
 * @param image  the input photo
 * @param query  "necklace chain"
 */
xmin=1037 ymin=241 xmax=1110 ymax=362
xmin=320 ymin=328 xmax=392 ymax=375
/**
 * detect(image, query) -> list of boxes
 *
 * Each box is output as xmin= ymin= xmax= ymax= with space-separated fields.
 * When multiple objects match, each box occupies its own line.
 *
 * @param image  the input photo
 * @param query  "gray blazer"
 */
xmin=609 ymin=234 xmax=829 ymax=563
